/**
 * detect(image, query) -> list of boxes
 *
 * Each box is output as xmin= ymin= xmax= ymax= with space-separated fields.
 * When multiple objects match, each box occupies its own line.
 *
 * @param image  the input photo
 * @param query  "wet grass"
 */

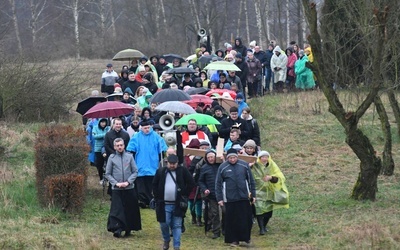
xmin=0 ymin=90 xmax=400 ymax=249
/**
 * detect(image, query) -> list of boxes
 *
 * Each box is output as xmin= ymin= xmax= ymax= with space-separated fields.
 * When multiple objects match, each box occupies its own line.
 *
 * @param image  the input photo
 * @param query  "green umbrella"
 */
xmin=112 ymin=49 xmax=144 ymax=61
xmin=204 ymin=61 xmax=241 ymax=71
xmin=175 ymin=113 xmax=221 ymax=126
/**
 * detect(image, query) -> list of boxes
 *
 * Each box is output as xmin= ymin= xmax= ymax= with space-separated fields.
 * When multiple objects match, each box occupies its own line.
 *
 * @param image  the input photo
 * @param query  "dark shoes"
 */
xmin=113 ymin=229 xmax=122 ymax=238
xmin=163 ymin=241 xmax=170 ymax=250
xmin=125 ymin=230 xmax=131 ymax=237
xmin=212 ymin=232 xmax=220 ymax=239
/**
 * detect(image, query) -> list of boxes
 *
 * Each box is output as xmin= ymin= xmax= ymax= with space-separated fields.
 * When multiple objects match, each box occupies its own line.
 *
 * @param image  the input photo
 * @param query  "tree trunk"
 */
xmin=277 ymin=0 xmax=283 ymax=46
xmin=244 ymin=0 xmax=250 ymax=43
xmin=265 ymin=0 xmax=271 ymax=42
xmin=236 ymin=1 xmax=243 ymax=37
xmin=9 ymin=0 xmax=23 ymax=56
xmin=109 ymin=0 xmax=116 ymax=40
xmin=99 ymin=0 xmax=106 ymax=51
xmin=387 ymin=89 xmax=400 ymax=137
xmin=159 ymin=0 xmax=167 ymax=34
xmin=254 ymin=0 xmax=263 ymax=46
xmin=374 ymin=96 xmax=394 ymax=176
xmin=72 ymin=0 xmax=80 ymax=60
xmin=347 ymin=129 xmax=381 ymax=200
xmin=286 ymin=0 xmax=290 ymax=46
xmin=297 ymin=0 xmax=303 ymax=46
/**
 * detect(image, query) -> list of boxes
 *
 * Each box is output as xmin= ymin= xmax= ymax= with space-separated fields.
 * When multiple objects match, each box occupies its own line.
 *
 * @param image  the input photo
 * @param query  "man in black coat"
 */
xmin=122 ymin=71 xmax=142 ymax=96
xmin=198 ymin=150 xmax=222 ymax=239
xmin=152 ymin=154 xmax=195 ymax=250
xmin=104 ymin=118 xmax=130 ymax=158
xmin=234 ymin=53 xmax=249 ymax=99
xmin=218 ymin=106 xmax=250 ymax=142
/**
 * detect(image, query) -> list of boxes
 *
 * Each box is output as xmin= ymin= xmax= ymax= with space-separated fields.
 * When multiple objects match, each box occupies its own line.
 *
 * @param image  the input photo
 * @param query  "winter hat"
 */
xmin=106 ymin=63 xmax=113 ymax=67
xmin=114 ymin=87 xmax=122 ymax=93
xmin=235 ymin=52 xmax=242 ymax=59
xmin=138 ymin=65 xmax=146 ymax=72
xmin=114 ymin=83 xmax=121 ymax=88
xmin=214 ymin=105 xmax=223 ymax=112
xmin=249 ymin=40 xmax=256 ymax=48
xmin=236 ymin=93 xmax=244 ymax=100
xmin=140 ymin=56 xmax=148 ymax=62
xmin=299 ymin=50 xmax=305 ymax=57
xmin=243 ymin=139 xmax=257 ymax=149
xmin=124 ymin=87 xmax=133 ymax=95
xmin=223 ymin=83 xmax=231 ymax=90
xmin=226 ymin=148 xmax=238 ymax=158
xmin=199 ymin=140 xmax=210 ymax=147
xmin=258 ymin=151 xmax=270 ymax=158
xmin=167 ymin=154 xmax=179 ymax=163
xmin=231 ymin=143 xmax=242 ymax=151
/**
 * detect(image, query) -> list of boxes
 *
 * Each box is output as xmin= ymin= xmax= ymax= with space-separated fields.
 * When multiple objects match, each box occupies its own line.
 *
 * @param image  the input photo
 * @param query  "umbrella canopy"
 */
xmin=197 ymin=55 xmax=215 ymax=64
xmin=112 ymin=49 xmax=145 ymax=61
xmin=211 ymin=95 xmax=238 ymax=111
xmin=186 ymin=87 xmax=209 ymax=95
xmin=150 ymin=89 xmax=192 ymax=103
xmin=166 ymin=67 xmax=196 ymax=74
xmin=183 ymin=95 xmax=214 ymax=110
xmin=155 ymin=101 xmax=195 ymax=114
xmin=163 ymin=54 xmax=185 ymax=63
xmin=205 ymin=89 xmax=237 ymax=99
xmin=204 ymin=61 xmax=241 ymax=71
xmin=175 ymin=113 xmax=221 ymax=126
xmin=76 ymin=96 xmax=107 ymax=115
xmin=83 ymin=101 xmax=134 ymax=119
xmin=106 ymin=93 xmax=137 ymax=104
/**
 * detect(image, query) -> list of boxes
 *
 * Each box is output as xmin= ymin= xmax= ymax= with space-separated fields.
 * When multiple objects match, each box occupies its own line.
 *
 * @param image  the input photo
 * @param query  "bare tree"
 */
xmin=301 ymin=1 xmax=391 ymax=200
xmin=286 ymin=0 xmax=290 ymax=45
xmin=244 ymin=0 xmax=250 ymax=43
xmin=254 ymin=0 xmax=263 ymax=46
xmin=8 ymin=0 xmax=23 ymax=56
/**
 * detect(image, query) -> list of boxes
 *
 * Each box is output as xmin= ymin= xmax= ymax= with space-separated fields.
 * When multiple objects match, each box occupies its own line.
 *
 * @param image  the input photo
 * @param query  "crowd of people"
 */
xmin=85 ymin=38 xmax=294 ymax=249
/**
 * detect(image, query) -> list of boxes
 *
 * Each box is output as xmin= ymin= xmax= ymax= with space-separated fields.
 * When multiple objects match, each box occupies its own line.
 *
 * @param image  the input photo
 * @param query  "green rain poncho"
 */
xmin=251 ymin=155 xmax=289 ymax=215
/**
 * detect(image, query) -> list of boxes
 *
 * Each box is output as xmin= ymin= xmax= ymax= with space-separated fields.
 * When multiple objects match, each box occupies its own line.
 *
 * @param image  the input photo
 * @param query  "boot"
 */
xmin=196 ymin=216 xmax=203 ymax=226
xmin=191 ymin=214 xmax=196 ymax=224
xmin=257 ymin=216 xmax=266 ymax=235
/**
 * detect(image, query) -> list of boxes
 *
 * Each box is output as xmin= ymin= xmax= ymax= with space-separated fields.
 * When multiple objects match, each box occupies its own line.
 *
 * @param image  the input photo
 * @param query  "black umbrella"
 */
xmin=150 ymin=89 xmax=192 ymax=103
xmin=186 ymin=87 xmax=209 ymax=95
xmin=76 ymin=96 xmax=107 ymax=115
xmin=163 ymin=53 xmax=185 ymax=63
xmin=198 ymin=55 xmax=214 ymax=64
xmin=166 ymin=67 xmax=196 ymax=74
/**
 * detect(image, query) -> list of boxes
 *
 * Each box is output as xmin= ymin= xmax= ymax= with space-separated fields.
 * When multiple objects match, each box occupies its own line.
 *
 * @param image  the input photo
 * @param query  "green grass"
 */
xmin=1 ymin=90 xmax=400 ymax=249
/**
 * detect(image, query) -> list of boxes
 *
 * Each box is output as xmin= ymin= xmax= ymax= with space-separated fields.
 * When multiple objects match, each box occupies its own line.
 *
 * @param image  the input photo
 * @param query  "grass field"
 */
xmin=1 ymin=88 xmax=400 ymax=249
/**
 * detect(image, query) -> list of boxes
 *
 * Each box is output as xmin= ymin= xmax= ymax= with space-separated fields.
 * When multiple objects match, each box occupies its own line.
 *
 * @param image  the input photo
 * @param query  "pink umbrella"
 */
xmin=83 ymin=101 xmax=134 ymax=118
xmin=205 ymin=89 xmax=237 ymax=99
xmin=183 ymin=94 xmax=214 ymax=110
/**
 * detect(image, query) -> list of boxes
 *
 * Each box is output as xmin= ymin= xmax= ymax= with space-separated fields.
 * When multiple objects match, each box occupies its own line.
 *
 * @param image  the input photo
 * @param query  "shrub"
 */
xmin=35 ymin=124 xmax=89 ymax=212
xmin=0 ymin=58 xmax=92 ymax=122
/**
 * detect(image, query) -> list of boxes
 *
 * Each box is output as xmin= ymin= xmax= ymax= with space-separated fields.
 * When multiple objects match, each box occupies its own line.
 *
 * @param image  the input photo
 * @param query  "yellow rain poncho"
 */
xmin=251 ymin=155 xmax=289 ymax=215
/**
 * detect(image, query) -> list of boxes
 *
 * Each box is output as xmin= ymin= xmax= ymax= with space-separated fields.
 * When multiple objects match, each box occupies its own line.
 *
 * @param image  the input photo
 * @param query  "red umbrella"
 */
xmin=83 ymin=101 xmax=134 ymax=118
xmin=205 ymin=89 xmax=237 ymax=99
xmin=183 ymin=95 xmax=214 ymax=110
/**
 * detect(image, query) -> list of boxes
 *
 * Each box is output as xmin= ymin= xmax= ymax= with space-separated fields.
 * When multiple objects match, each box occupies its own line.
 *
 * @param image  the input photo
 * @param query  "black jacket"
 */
xmin=218 ymin=116 xmax=250 ymax=141
xmin=198 ymin=158 xmax=220 ymax=200
xmin=152 ymin=166 xmax=195 ymax=222
xmin=104 ymin=129 xmax=130 ymax=157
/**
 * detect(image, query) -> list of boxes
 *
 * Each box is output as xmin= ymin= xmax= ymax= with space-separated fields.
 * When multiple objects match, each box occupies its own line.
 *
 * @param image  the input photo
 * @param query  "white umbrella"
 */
xmin=155 ymin=101 xmax=195 ymax=114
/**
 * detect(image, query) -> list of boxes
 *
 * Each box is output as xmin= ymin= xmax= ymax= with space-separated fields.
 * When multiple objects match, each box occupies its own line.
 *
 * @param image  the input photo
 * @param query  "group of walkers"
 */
xmin=85 ymin=37 xmax=293 ymax=249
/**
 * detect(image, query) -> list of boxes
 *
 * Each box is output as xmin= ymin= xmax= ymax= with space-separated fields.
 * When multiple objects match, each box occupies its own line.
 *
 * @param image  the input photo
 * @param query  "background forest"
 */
xmin=0 ymin=0 xmax=313 ymax=60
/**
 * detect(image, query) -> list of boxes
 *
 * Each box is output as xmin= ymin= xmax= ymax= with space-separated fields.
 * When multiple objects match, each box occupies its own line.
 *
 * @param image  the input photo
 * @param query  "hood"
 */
xmin=235 ymin=37 xmax=243 ymax=47
xmin=273 ymin=46 xmax=282 ymax=54
xmin=241 ymin=114 xmax=253 ymax=120
xmin=98 ymin=118 xmax=108 ymax=128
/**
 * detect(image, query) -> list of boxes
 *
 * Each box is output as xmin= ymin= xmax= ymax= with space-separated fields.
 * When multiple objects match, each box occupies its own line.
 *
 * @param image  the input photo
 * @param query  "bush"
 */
xmin=35 ymin=124 xmax=89 ymax=212
xmin=0 ymin=58 xmax=92 ymax=122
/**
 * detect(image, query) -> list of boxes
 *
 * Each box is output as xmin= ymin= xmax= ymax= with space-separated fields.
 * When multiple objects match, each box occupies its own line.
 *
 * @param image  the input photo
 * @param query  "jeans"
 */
xmin=265 ymin=68 xmax=272 ymax=91
xmin=160 ymin=204 xmax=182 ymax=248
